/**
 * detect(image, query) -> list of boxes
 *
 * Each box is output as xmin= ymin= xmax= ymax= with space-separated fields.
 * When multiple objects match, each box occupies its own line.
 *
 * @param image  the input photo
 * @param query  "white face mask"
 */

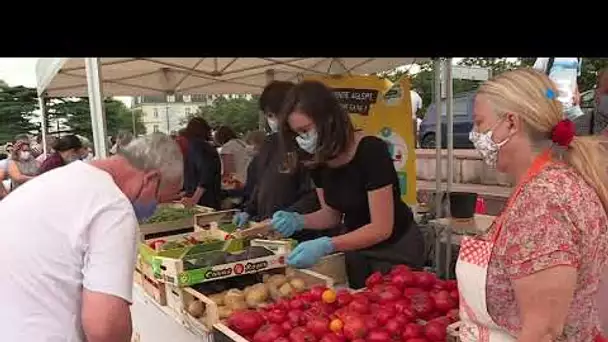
xmin=295 ymin=129 xmax=318 ymax=154
xmin=19 ymin=151 xmax=31 ymax=160
xmin=267 ymin=118 xmax=279 ymax=133
xmin=469 ymin=121 xmax=510 ymax=168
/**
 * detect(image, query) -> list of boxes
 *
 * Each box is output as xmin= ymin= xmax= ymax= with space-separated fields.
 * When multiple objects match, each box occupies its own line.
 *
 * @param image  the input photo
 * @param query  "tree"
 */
xmin=48 ymin=97 xmax=146 ymax=140
xmin=0 ymin=84 xmax=39 ymax=143
xmin=190 ymin=95 xmax=260 ymax=135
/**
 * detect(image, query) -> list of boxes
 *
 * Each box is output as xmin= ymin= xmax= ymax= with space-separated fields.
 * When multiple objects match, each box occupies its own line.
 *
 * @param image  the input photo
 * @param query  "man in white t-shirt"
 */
xmin=0 ymin=133 xmax=183 ymax=342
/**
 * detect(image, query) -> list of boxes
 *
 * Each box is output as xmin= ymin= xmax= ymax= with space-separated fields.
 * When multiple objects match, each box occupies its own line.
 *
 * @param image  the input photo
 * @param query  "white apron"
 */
xmin=455 ymin=151 xmax=553 ymax=342
xmin=456 ymin=233 xmax=515 ymax=342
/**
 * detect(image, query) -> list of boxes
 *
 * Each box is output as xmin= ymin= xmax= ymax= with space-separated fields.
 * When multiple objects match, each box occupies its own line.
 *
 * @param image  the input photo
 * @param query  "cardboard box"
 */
xmin=155 ymin=239 xmax=292 ymax=287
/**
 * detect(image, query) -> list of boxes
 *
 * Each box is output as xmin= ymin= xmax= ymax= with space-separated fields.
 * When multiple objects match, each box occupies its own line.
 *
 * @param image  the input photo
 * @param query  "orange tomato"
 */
xmin=322 ymin=289 xmax=337 ymax=304
xmin=329 ymin=318 xmax=343 ymax=333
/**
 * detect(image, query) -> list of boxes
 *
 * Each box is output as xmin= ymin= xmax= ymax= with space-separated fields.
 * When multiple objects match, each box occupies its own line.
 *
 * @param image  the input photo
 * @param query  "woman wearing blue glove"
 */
xmin=271 ymin=81 xmax=425 ymax=289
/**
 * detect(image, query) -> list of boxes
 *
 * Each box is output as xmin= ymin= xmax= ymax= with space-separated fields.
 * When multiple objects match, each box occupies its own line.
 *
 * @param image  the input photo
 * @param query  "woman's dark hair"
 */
xmin=259 ymin=81 xmax=295 ymax=114
xmin=52 ymin=135 xmax=82 ymax=152
xmin=279 ymin=80 xmax=355 ymax=166
xmin=214 ymin=125 xmax=237 ymax=146
xmin=184 ymin=117 xmax=212 ymax=140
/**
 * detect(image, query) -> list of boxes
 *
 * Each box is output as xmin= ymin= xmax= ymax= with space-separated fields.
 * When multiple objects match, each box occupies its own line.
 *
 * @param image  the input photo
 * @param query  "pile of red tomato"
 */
xmin=227 ymin=265 xmax=459 ymax=342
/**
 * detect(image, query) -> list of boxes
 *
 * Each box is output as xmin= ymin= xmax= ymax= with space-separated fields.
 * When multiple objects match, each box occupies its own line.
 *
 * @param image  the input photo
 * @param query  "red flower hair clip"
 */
xmin=551 ymin=119 xmax=575 ymax=147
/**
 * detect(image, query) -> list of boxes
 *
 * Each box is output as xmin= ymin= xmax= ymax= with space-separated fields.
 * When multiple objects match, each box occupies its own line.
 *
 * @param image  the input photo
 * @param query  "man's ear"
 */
xmin=142 ymin=169 xmax=161 ymax=183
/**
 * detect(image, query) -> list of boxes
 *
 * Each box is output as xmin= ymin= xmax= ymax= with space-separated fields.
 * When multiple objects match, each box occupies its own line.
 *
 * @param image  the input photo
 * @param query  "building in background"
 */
xmin=133 ymin=93 xmax=252 ymax=135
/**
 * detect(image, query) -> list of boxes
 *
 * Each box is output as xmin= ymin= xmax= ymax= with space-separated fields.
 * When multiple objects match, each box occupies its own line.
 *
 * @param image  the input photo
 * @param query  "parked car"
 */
xmin=418 ymin=91 xmax=475 ymax=149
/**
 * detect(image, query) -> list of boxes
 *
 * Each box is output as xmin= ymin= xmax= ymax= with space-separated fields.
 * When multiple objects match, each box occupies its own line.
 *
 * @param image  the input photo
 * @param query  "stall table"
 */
xmin=131 ymin=284 xmax=207 ymax=342
xmin=429 ymin=214 xmax=495 ymax=279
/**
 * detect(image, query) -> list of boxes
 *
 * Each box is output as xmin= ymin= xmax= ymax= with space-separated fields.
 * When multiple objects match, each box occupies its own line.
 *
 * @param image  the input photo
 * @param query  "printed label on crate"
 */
xmin=176 ymin=255 xmax=286 ymax=286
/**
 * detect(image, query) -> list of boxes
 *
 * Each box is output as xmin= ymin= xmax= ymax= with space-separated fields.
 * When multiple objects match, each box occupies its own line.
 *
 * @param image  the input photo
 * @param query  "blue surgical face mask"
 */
xmin=132 ymin=178 xmax=160 ymax=222
xmin=267 ymin=118 xmax=279 ymax=133
xmin=132 ymin=200 xmax=158 ymax=222
xmin=296 ymin=129 xmax=318 ymax=154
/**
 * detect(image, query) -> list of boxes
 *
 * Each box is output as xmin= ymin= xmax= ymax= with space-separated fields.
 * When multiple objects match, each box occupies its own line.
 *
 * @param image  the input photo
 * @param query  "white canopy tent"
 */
xmin=35 ymin=57 xmax=457 ymax=219
xmin=36 ymin=58 xmax=431 ymax=97
xmin=35 ymin=57 xmax=429 ymax=157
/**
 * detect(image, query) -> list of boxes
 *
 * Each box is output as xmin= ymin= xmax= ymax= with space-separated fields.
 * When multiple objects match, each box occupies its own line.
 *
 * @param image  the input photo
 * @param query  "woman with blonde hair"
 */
xmin=458 ymin=68 xmax=608 ymax=341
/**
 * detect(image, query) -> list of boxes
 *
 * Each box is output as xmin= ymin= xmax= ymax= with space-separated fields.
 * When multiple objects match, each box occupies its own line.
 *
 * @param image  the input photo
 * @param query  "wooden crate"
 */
xmin=139 ymin=204 xmax=213 ymax=235
xmin=165 ymin=284 xmax=187 ymax=315
xmin=138 ymin=225 xmax=242 ymax=283
xmin=180 ymin=269 xmax=334 ymax=333
xmin=310 ymin=252 xmax=348 ymax=286
xmin=134 ymin=269 xmax=144 ymax=287
xmin=142 ymin=272 xmax=167 ymax=306
xmin=194 ymin=209 xmax=239 ymax=231
xmin=213 ymin=322 xmax=248 ymax=342
xmin=447 ymin=321 xmax=461 ymax=342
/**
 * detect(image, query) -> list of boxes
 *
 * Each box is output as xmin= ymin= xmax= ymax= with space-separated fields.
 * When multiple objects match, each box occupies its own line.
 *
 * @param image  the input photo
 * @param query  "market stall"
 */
xmin=35 ymin=57 xmax=470 ymax=341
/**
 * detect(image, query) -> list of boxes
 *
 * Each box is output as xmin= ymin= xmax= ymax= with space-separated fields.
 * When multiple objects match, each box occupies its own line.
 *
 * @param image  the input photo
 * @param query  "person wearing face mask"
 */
xmin=593 ymin=68 xmax=608 ymax=135
xmin=459 ymin=68 xmax=608 ymax=342
xmin=38 ymin=134 xmax=84 ymax=174
xmin=7 ymin=140 xmax=39 ymax=191
xmin=269 ymin=81 xmax=425 ymax=289
xmin=0 ymin=133 xmax=184 ymax=342
xmin=233 ymin=81 xmax=331 ymax=244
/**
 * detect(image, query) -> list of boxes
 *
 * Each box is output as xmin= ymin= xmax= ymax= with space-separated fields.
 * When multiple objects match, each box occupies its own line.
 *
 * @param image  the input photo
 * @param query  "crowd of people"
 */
xmin=0 ymin=67 xmax=607 ymax=341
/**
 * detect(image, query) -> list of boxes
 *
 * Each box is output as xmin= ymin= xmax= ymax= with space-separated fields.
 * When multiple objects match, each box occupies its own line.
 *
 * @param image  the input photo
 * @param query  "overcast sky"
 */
xmin=0 ymin=58 xmax=38 ymax=87
xmin=0 ymin=58 xmax=133 ymax=107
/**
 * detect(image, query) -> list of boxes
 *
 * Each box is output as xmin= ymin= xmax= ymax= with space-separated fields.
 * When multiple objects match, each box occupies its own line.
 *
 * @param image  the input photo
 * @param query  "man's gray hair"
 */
xmin=121 ymin=133 xmax=183 ymax=185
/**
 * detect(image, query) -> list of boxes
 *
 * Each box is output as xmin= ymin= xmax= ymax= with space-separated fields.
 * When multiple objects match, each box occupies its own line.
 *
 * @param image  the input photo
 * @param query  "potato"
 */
xmin=217 ymin=306 xmax=233 ymax=319
xmin=255 ymin=301 xmax=271 ymax=309
xmin=289 ymin=278 xmax=307 ymax=292
xmin=243 ymin=286 xmax=253 ymax=297
xmin=187 ymin=300 xmax=205 ymax=318
xmin=224 ymin=289 xmax=245 ymax=309
xmin=208 ymin=292 xmax=225 ymax=306
xmin=245 ymin=283 xmax=269 ymax=307
xmin=278 ymin=283 xmax=294 ymax=298
xmin=268 ymin=283 xmax=282 ymax=301
xmin=228 ymin=300 xmax=248 ymax=311
xmin=266 ymin=274 xmax=287 ymax=288
xmin=285 ymin=268 xmax=296 ymax=278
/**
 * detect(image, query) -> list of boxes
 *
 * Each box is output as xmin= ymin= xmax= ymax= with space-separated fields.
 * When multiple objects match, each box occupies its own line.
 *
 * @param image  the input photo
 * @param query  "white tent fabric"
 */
xmin=36 ymin=58 xmax=429 ymax=97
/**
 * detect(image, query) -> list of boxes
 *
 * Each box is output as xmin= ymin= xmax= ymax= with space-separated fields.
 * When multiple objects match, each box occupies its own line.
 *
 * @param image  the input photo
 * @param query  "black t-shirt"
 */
xmin=183 ymin=138 xmax=222 ymax=210
xmin=310 ymin=136 xmax=413 ymax=246
xmin=244 ymin=133 xmax=319 ymax=220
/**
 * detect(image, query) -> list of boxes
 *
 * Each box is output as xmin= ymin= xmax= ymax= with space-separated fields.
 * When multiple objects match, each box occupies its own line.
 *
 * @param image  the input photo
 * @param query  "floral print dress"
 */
xmin=486 ymin=162 xmax=608 ymax=341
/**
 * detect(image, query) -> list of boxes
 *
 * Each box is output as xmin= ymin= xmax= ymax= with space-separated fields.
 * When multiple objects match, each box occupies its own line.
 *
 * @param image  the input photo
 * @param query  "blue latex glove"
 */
xmin=232 ymin=212 xmax=250 ymax=228
xmin=271 ymin=211 xmax=305 ymax=237
xmin=287 ymin=237 xmax=335 ymax=268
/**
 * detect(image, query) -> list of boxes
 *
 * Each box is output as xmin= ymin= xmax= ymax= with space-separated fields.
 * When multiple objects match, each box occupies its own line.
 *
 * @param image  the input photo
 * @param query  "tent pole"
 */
xmin=85 ymin=58 xmax=109 ymax=158
xmin=38 ymin=95 xmax=48 ymax=156
xmin=445 ymin=59 xmax=454 ymax=211
xmin=261 ymin=69 xmax=275 ymax=130
xmin=444 ymin=58 xmax=454 ymax=279
xmin=433 ymin=58 xmax=443 ymax=219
